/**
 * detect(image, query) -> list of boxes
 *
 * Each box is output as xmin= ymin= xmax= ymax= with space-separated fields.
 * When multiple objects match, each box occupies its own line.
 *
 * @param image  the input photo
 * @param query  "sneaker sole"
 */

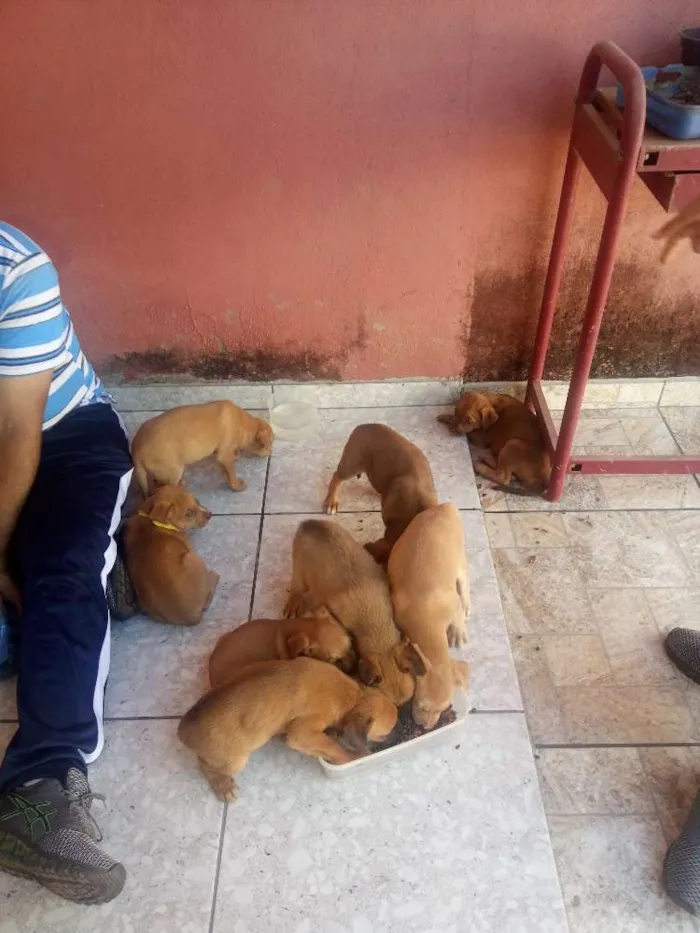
xmin=0 ymin=829 xmax=126 ymax=905
xmin=664 ymin=641 xmax=700 ymax=686
xmin=663 ymin=846 xmax=700 ymax=917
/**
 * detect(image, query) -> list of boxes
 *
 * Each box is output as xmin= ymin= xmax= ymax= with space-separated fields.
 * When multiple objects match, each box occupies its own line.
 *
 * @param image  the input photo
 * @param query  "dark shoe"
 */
xmin=665 ymin=628 xmax=700 ymax=685
xmin=664 ymin=788 xmax=700 ymax=916
xmin=0 ymin=767 xmax=125 ymax=904
xmin=106 ymin=533 xmax=138 ymax=622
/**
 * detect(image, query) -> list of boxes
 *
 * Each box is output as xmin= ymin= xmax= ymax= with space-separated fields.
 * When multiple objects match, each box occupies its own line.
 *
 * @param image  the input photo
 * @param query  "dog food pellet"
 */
xmin=372 ymin=704 xmax=457 ymax=752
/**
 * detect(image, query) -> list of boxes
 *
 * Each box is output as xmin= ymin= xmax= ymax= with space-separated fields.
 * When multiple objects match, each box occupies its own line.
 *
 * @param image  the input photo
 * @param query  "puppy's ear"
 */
xmin=286 ymin=632 xmax=311 ymax=659
xmin=437 ymin=412 xmax=456 ymax=431
xmin=357 ymin=657 xmax=382 ymax=686
xmin=396 ymin=639 xmax=430 ymax=677
xmin=336 ymin=646 xmax=358 ymax=675
xmin=452 ymin=660 xmax=470 ymax=689
xmin=480 ymin=406 xmax=498 ymax=429
xmin=337 ymin=711 xmax=372 ymax=752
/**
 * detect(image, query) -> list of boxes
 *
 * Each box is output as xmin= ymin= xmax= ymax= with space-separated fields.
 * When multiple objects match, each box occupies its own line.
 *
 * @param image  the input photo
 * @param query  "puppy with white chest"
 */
xmin=284 ymin=519 xmax=426 ymax=706
xmin=387 ymin=503 xmax=470 ymax=728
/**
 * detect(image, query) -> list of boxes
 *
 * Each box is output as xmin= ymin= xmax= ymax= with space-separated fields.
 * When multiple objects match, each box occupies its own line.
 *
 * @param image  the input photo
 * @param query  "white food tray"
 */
xmin=319 ymin=690 xmax=469 ymax=781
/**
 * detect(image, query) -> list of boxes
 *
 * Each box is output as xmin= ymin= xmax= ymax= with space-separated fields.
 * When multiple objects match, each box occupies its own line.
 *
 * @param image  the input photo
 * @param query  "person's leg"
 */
xmin=663 ymin=628 xmax=700 ymax=915
xmin=0 ymin=402 xmax=132 ymax=903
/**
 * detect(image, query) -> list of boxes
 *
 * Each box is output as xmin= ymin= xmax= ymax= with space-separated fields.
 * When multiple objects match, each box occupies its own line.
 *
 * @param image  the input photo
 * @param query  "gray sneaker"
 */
xmin=0 ymin=767 xmax=125 ymax=904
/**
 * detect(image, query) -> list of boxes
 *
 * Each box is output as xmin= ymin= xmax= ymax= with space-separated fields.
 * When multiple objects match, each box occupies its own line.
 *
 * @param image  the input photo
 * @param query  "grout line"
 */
xmin=469 ymin=708 xmax=524 ymax=715
xmin=492 ymin=506 xmax=700 ymax=516
xmin=116 ymin=403 xmax=456 ymax=415
xmin=247 ymin=459 xmax=271 ymax=620
xmin=208 ymin=803 xmax=229 ymax=933
xmin=657 ymin=406 xmax=685 ymax=457
xmin=104 ymin=715 xmax=182 ymax=722
xmin=536 ymin=741 xmax=700 ymax=749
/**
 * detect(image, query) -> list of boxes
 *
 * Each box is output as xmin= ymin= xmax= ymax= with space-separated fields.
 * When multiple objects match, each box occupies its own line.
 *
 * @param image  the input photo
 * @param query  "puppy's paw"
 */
xmin=229 ymin=478 xmax=248 ymax=492
xmin=208 ymin=774 xmax=239 ymax=803
xmin=283 ymin=593 xmax=302 ymax=618
xmin=447 ymin=622 xmax=467 ymax=648
xmin=323 ymin=496 xmax=339 ymax=515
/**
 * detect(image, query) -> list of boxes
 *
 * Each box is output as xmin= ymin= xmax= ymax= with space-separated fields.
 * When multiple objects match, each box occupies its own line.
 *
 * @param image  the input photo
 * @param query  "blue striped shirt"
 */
xmin=0 ymin=222 xmax=105 ymax=430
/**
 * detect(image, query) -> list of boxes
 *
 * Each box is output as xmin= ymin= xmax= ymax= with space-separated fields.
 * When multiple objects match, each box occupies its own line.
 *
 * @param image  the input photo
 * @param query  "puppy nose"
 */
xmin=202 ymin=509 xmax=212 ymax=521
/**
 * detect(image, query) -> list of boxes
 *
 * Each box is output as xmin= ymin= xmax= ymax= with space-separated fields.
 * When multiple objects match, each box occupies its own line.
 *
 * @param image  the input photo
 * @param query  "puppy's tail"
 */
xmin=133 ymin=460 xmax=152 ymax=496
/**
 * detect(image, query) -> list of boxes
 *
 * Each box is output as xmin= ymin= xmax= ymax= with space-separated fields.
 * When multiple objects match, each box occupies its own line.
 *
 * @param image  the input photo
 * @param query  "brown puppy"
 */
xmin=208 ymin=615 xmax=356 ymax=688
xmin=438 ymin=392 xmax=550 ymax=494
xmin=388 ymin=503 xmax=470 ymax=729
xmin=323 ymin=424 xmax=438 ymax=563
xmin=124 ymin=485 xmax=219 ymax=626
xmin=178 ymin=657 xmax=398 ymax=801
xmin=131 ymin=400 xmax=273 ymax=495
xmin=284 ymin=519 xmax=426 ymax=705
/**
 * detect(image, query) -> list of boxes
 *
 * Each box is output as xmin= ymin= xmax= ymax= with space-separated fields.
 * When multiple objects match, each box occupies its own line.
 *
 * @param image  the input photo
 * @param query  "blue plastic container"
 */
xmin=617 ymin=65 xmax=700 ymax=140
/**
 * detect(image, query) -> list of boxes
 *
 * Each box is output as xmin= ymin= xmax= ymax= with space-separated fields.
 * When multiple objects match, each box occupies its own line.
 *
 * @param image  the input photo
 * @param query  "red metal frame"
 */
xmin=527 ymin=41 xmax=700 ymax=501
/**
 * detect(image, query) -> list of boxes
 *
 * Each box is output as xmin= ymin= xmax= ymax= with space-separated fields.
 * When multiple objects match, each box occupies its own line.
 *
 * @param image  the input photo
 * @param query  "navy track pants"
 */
xmin=0 ymin=402 xmax=132 ymax=791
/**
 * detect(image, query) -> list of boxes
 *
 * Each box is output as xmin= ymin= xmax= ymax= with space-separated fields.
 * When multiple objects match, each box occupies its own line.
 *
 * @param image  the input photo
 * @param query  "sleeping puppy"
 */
xmin=178 ymin=657 xmax=398 ymax=801
xmin=124 ymin=484 xmax=219 ymax=626
xmin=323 ymin=424 xmax=438 ymax=563
xmin=131 ymin=400 xmax=273 ymax=495
xmin=438 ymin=392 xmax=550 ymax=495
xmin=387 ymin=503 xmax=470 ymax=729
xmin=284 ymin=519 xmax=426 ymax=705
xmin=208 ymin=615 xmax=356 ymax=687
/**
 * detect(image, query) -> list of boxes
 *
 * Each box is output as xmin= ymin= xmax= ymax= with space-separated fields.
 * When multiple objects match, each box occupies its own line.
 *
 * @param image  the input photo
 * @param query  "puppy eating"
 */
xmin=284 ymin=519 xmax=426 ymax=705
xmin=438 ymin=391 xmax=550 ymax=495
xmin=124 ymin=484 xmax=219 ymax=626
xmin=388 ymin=503 xmax=470 ymax=729
xmin=131 ymin=400 xmax=273 ymax=494
xmin=208 ymin=615 xmax=356 ymax=688
xmin=178 ymin=657 xmax=398 ymax=801
xmin=323 ymin=424 xmax=438 ymax=563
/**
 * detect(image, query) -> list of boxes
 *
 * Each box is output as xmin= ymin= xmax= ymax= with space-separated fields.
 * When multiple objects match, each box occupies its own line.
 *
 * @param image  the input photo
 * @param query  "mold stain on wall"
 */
xmin=104 ymin=313 xmax=368 ymax=383
xmin=463 ymin=259 xmax=700 ymax=381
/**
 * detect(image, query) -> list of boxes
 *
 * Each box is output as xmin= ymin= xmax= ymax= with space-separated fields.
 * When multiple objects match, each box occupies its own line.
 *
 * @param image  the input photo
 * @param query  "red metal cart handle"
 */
xmin=577 ymin=41 xmax=646 ymax=157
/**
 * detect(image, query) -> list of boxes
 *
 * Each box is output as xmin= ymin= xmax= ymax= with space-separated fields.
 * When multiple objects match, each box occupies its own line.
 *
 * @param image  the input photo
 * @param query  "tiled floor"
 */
xmin=1 ymin=382 xmax=699 ymax=933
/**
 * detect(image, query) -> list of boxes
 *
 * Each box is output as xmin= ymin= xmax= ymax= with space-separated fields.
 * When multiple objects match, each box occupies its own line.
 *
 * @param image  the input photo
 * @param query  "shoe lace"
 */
xmin=69 ymin=789 xmax=107 ymax=843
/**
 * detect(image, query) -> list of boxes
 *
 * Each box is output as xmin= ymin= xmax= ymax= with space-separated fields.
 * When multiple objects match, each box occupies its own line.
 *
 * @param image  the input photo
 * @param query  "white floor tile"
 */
xmin=107 ymin=515 xmax=259 ymax=717
xmin=212 ymin=713 xmax=568 ymax=933
xmin=111 ymin=383 xmax=272 ymax=411
xmin=121 ymin=411 xmax=269 ymax=514
xmin=0 ymin=721 xmax=223 ymax=933
xmin=265 ymin=407 xmax=479 ymax=513
xmin=549 ymin=814 xmax=695 ymax=932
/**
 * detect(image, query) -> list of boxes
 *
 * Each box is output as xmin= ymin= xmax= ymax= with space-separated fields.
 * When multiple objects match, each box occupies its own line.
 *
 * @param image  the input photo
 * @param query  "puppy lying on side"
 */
xmin=208 ymin=615 xmax=356 ymax=688
xmin=124 ymin=484 xmax=219 ymax=626
xmin=131 ymin=400 xmax=273 ymax=495
xmin=284 ymin=519 xmax=426 ymax=705
xmin=438 ymin=392 xmax=550 ymax=495
xmin=178 ymin=657 xmax=398 ymax=801
xmin=387 ymin=503 xmax=470 ymax=729
xmin=323 ymin=424 xmax=438 ymax=563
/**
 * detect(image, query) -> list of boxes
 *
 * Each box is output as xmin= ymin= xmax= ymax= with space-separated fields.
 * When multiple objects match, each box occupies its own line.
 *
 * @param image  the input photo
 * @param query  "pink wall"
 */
xmin=1 ymin=1 xmax=699 ymax=381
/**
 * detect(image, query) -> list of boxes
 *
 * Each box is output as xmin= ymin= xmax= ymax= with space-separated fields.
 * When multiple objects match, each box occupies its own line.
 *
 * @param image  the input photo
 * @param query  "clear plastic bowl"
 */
xmin=269 ymin=400 xmax=318 ymax=441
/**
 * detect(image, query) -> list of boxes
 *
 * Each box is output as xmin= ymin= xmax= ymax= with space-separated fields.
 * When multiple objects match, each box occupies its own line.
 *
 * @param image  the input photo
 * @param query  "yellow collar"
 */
xmin=138 ymin=511 xmax=179 ymax=532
